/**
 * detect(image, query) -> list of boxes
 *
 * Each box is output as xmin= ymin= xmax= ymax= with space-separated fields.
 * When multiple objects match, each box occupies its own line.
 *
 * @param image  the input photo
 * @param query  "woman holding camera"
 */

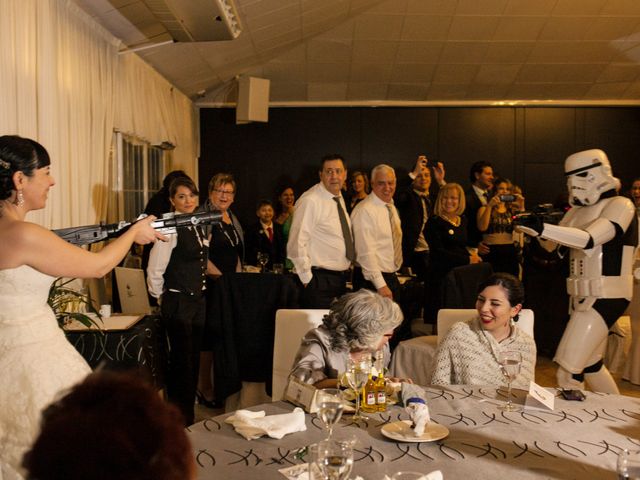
xmin=476 ymin=177 xmax=524 ymax=276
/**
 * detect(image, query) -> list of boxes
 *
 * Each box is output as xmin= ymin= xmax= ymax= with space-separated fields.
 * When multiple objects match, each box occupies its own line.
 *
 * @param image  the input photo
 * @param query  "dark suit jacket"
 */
xmin=395 ymin=186 xmax=434 ymax=268
xmin=464 ymin=186 xmax=484 ymax=248
xmin=245 ymin=222 xmax=286 ymax=268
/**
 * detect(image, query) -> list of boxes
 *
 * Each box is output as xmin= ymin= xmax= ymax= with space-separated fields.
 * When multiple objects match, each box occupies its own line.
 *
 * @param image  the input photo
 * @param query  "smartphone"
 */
xmin=560 ymin=389 xmax=586 ymax=401
xmin=499 ymin=194 xmax=516 ymax=202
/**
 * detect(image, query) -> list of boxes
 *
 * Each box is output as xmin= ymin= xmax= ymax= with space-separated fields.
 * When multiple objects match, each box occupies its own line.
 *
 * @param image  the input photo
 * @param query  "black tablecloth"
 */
xmin=65 ymin=315 xmax=166 ymax=388
xmin=207 ymin=273 xmax=301 ymax=400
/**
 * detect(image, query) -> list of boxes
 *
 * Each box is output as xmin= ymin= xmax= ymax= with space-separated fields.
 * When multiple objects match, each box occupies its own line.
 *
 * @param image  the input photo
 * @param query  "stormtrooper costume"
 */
xmin=518 ymin=149 xmax=637 ymax=393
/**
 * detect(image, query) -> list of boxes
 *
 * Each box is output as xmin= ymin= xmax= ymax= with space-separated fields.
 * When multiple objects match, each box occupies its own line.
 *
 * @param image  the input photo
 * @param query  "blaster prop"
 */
xmin=512 ymin=203 xmax=568 ymax=233
xmin=53 ymin=210 xmax=222 ymax=246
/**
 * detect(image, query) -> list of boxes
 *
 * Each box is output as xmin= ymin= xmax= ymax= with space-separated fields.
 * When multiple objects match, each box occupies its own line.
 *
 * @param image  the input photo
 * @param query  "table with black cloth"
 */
xmin=207 ymin=272 xmax=301 ymax=402
xmin=188 ymin=386 xmax=640 ymax=480
xmin=65 ymin=314 xmax=166 ymax=388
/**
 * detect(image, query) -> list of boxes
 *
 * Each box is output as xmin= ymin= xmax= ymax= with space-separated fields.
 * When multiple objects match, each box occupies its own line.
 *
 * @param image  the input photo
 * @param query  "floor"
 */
xmin=193 ymin=355 xmax=640 ymax=423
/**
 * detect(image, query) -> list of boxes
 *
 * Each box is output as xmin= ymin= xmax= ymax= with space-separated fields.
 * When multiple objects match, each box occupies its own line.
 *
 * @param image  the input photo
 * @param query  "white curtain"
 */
xmin=0 ymin=0 xmax=199 ymax=229
xmin=115 ymin=54 xmax=199 ymax=176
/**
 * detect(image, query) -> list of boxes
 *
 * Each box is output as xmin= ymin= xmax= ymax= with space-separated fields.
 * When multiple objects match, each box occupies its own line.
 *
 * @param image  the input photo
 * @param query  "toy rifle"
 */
xmin=512 ymin=203 xmax=568 ymax=230
xmin=53 ymin=210 xmax=222 ymax=246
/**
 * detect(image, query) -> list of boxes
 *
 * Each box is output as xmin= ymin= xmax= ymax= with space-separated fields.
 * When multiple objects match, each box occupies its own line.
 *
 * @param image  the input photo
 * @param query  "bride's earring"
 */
xmin=14 ymin=190 xmax=24 ymax=207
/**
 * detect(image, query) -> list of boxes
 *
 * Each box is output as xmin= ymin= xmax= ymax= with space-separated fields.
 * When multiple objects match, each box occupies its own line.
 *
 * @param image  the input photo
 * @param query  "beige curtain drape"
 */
xmin=0 ymin=0 xmax=199 ymax=229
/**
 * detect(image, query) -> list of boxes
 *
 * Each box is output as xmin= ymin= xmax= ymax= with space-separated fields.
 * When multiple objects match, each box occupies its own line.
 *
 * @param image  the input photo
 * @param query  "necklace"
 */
xmin=441 ymin=215 xmax=460 ymax=227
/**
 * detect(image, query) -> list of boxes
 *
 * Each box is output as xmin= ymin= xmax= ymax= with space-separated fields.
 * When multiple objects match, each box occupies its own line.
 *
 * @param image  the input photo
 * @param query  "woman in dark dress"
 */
xmin=476 ymin=177 xmax=524 ymax=276
xmin=347 ymin=170 xmax=370 ymax=214
xmin=424 ymin=182 xmax=482 ymax=324
xmin=197 ymin=173 xmax=244 ymax=408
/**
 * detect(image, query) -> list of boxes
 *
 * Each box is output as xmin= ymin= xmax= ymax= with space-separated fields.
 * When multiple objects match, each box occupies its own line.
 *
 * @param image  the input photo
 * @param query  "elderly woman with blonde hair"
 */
xmin=290 ymin=289 xmax=403 ymax=389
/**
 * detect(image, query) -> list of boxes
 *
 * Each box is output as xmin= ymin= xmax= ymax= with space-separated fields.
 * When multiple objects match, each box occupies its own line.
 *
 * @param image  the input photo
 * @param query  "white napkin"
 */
xmin=225 ymin=408 xmax=307 ymax=440
xmin=383 ymin=471 xmax=442 ymax=480
xmin=405 ymin=399 xmax=431 ymax=436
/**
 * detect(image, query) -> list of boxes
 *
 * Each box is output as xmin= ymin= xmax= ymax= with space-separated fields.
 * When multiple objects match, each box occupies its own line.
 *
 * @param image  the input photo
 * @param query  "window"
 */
xmin=114 ymin=132 xmax=170 ymax=220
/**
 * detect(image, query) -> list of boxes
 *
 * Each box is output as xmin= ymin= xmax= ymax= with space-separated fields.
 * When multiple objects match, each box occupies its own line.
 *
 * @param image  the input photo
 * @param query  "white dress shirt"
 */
xmin=287 ymin=182 xmax=352 ymax=285
xmin=351 ymin=193 xmax=402 ymax=289
xmin=147 ymin=234 xmax=178 ymax=299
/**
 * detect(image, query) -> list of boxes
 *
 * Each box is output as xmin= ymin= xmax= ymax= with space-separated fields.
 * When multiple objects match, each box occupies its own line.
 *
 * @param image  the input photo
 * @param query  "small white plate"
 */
xmin=380 ymin=420 xmax=449 ymax=443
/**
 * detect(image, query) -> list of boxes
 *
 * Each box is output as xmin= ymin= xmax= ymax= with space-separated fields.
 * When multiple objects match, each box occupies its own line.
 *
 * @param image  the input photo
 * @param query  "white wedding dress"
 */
xmin=0 ymin=265 xmax=90 ymax=472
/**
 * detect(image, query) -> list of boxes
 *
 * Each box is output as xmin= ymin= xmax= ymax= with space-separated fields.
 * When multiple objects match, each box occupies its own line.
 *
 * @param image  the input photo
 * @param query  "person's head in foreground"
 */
xmin=23 ymin=372 xmax=195 ymax=480
xmin=324 ymin=288 xmax=403 ymax=353
xmin=476 ymin=272 xmax=524 ymax=342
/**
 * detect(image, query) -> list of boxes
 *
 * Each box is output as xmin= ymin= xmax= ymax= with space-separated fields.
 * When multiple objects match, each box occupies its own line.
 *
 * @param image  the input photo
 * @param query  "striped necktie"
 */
xmin=333 ymin=196 xmax=355 ymax=262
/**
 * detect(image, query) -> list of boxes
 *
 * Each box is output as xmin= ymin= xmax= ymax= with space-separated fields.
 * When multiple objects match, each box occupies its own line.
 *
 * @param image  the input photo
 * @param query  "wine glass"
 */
xmin=315 ymin=439 xmax=354 ymax=480
xmin=256 ymin=252 xmax=269 ymax=273
xmin=316 ymin=388 xmax=344 ymax=439
xmin=498 ymin=350 xmax=522 ymax=411
xmin=344 ymin=355 xmax=371 ymax=421
xmin=618 ymin=449 xmax=640 ymax=479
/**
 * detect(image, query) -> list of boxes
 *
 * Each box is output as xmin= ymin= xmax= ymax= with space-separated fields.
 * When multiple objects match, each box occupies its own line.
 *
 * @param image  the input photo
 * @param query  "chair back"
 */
xmin=441 ymin=263 xmax=493 ymax=309
xmin=272 ymin=309 xmax=328 ymax=401
xmin=436 ymin=308 xmax=535 ymax=344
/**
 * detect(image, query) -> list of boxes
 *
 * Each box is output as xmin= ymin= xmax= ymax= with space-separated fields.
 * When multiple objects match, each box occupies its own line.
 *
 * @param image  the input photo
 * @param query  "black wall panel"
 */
xmin=199 ymin=106 xmax=639 ymax=224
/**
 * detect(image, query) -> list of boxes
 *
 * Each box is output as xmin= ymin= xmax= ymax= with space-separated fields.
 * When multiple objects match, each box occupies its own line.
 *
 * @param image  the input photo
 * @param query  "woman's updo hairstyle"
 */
xmin=0 ymin=135 xmax=51 ymax=201
xmin=477 ymin=272 xmax=525 ymax=321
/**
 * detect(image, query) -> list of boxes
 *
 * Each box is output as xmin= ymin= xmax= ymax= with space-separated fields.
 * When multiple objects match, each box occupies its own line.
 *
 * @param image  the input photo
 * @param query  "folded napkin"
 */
xmin=225 ymin=408 xmax=306 ymax=440
xmin=400 ymin=383 xmax=431 ymax=436
xmin=383 ymin=471 xmax=442 ymax=480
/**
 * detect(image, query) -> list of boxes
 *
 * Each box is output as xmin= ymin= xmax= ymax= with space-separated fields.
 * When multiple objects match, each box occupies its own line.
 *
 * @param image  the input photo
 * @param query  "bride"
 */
xmin=0 ymin=135 xmax=164 ymax=472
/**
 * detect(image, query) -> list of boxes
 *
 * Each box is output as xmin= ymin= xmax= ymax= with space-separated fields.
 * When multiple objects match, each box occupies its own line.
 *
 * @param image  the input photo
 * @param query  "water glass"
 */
xmin=618 ymin=449 xmax=640 ymax=479
xmin=498 ymin=350 xmax=522 ymax=411
xmin=272 ymin=263 xmax=284 ymax=274
xmin=344 ymin=355 xmax=371 ymax=421
xmin=315 ymin=439 xmax=354 ymax=480
xmin=316 ymin=388 xmax=344 ymax=439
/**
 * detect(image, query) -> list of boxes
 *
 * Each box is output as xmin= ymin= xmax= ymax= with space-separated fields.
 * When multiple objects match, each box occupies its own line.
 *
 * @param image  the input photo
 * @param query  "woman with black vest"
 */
xmin=147 ymin=176 xmax=209 ymax=425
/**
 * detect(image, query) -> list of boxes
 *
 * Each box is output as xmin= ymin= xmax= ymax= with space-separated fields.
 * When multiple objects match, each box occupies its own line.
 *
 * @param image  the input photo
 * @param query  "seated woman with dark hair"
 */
xmin=290 ymin=289 xmax=403 ymax=389
xmin=430 ymin=272 xmax=536 ymax=387
xmin=23 ymin=372 xmax=195 ymax=480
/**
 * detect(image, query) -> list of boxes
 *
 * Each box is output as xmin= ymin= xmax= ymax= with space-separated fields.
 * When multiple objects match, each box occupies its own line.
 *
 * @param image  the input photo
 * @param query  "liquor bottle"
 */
xmin=374 ymin=350 xmax=387 ymax=412
xmin=361 ymin=368 xmax=378 ymax=414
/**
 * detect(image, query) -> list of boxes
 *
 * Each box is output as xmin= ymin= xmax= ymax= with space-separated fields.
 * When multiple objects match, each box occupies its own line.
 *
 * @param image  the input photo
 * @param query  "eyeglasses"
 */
xmin=213 ymin=189 xmax=235 ymax=195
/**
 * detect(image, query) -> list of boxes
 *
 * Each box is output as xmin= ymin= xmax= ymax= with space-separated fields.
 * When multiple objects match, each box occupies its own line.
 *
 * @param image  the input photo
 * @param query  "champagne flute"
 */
xmin=498 ymin=350 xmax=522 ymax=412
xmin=344 ymin=356 xmax=371 ymax=421
xmin=316 ymin=388 xmax=344 ymax=439
xmin=256 ymin=252 xmax=269 ymax=273
xmin=315 ymin=440 xmax=354 ymax=480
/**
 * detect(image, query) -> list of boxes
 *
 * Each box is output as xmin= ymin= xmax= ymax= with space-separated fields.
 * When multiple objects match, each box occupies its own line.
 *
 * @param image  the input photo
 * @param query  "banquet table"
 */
xmin=187 ymin=385 xmax=640 ymax=479
xmin=65 ymin=314 xmax=165 ymax=387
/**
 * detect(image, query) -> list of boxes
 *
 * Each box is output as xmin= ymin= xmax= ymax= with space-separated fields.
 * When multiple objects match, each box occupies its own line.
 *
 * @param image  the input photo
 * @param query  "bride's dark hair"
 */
xmin=0 ymin=135 xmax=51 ymax=201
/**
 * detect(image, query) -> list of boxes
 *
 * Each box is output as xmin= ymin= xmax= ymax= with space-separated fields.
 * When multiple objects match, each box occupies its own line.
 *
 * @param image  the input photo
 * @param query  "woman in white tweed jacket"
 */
xmin=430 ymin=273 xmax=536 ymax=388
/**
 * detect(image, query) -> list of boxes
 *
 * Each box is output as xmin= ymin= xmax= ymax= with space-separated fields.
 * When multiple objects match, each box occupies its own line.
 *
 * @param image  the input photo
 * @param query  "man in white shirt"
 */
xmin=287 ymin=154 xmax=353 ymax=308
xmin=351 ymin=164 xmax=402 ymax=300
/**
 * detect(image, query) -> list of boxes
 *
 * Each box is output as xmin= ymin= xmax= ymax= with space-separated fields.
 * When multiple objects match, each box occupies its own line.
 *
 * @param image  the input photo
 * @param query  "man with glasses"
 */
xmin=287 ymin=154 xmax=353 ymax=308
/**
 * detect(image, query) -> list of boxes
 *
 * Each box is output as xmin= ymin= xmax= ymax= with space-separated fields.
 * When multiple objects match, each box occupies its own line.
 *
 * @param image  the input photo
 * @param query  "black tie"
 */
xmin=333 ymin=197 xmax=355 ymax=262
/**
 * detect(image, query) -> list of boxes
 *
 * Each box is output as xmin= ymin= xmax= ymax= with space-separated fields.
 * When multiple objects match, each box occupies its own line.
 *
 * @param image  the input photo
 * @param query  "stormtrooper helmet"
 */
xmin=565 ymin=149 xmax=620 ymax=206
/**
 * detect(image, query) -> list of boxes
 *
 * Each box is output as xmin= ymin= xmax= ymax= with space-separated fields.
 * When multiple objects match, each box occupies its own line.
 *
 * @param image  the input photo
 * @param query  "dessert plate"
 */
xmin=380 ymin=420 xmax=449 ymax=443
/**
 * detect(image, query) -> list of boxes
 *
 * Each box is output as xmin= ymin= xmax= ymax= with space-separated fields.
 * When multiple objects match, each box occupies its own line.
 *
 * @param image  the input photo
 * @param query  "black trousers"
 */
xmin=161 ymin=291 xmax=205 ymax=426
xmin=301 ymin=268 xmax=349 ymax=309
xmin=408 ymin=250 xmax=430 ymax=282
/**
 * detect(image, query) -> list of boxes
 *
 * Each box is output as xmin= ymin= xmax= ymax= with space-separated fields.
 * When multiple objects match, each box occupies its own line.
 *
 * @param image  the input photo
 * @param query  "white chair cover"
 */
xmin=271 ymin=309 xmax=328 ymax=401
